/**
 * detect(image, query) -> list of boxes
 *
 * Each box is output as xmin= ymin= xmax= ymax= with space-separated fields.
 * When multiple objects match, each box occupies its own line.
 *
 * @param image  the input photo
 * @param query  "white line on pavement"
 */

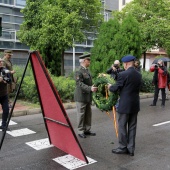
xmin=153 ymin=120 xmax=170 ymax=127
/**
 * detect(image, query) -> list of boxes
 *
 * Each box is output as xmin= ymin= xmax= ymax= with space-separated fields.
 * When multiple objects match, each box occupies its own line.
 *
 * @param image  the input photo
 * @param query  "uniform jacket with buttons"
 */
xmin=109 ymin=67 xmax=142 ymax=114
xmin=74 ymin=66 xmax=92 ymax=103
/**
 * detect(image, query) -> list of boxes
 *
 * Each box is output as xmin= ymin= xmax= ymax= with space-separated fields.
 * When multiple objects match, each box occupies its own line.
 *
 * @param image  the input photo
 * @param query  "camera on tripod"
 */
xmin=0 ymin=68 xmax=11 ymax=83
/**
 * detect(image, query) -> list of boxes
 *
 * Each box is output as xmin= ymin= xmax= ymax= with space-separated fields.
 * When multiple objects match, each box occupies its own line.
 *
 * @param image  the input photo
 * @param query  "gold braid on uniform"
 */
xmin=93 ymin=73 xmax=118 ymax=111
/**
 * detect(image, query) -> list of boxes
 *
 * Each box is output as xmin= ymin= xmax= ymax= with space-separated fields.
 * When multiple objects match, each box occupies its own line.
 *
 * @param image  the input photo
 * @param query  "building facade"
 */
xmin=0 ymin=0 xmax=29 ymax=65
xmin=2 ymin=0 xmax=159 ymax=75
xmin=1 ymin=0 xmax=117 ymax=74
xmin=0 ymin=0 xmax=119 ymax=74
xmin=65 ymin=0 xmax=116 ymax=74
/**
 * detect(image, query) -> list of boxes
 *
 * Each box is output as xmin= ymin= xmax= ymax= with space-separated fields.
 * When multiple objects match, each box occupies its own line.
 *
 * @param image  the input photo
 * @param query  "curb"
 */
xmin=0 ymin=94 xmax=153 ymax=118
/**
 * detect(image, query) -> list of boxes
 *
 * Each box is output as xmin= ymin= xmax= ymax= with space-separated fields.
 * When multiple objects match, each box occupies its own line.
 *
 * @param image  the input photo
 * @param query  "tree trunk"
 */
xmin=61 ymin=50 xmax=64 ymax=76
xmin=143 ymin=51 xmax=146 ymax=70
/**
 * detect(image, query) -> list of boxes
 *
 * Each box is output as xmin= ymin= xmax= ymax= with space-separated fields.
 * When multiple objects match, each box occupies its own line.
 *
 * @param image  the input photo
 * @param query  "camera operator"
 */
xmin=134 ymin=60 xmax=141 ymax=72
xmin=106 ymin=60 xmax=124 ymax=80
xmin=150 ymin=59 xmax=167 ymax=107
xmin=0 ymin=58 xmax=11 ymax=131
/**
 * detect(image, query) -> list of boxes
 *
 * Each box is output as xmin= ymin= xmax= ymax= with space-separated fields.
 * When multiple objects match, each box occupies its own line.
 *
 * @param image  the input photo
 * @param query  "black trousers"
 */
xmin=0 ymin=95 xmax=9 ymax=127
xmin=118 ymin=112 xmax=138 ymax=153
xmin=153 ymin=86 xmax=166 ymax=105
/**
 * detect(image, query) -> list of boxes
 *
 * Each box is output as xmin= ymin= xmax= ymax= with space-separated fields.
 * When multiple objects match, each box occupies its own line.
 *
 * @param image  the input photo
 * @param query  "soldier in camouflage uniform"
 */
xmin=74 ymin=53 xmax=97 ymax=138
xmin=3 ymin=50 xmax=16 ymax=107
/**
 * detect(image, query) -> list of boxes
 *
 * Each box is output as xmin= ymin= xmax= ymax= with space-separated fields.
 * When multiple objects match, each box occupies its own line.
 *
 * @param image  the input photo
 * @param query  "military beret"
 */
xmin=79 ymin=53 xmax=91 ymax=60
xmin=4 ymin=50 xmax=13 ymax=55
xmin=121 ymin=55 xmax=136 ymax=63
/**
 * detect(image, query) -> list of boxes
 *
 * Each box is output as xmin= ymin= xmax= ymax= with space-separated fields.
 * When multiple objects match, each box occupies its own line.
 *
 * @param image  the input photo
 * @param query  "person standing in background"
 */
xmin=134 ymin=60 xmax=141 ymax=72
xmin=106 ymin=60 xmax=124 ymax=111
xmin=74 ymin=53 xmax=97 ymax=138
xmin=2 ymin=50 xmax=16 ymax=107
xmin=106 ymin=60 xmax=124 ymax=80
xmin=150 ymin=59 xmax=167 ymax=107
xmin=0 ymin=58 xmax=11 ymax=131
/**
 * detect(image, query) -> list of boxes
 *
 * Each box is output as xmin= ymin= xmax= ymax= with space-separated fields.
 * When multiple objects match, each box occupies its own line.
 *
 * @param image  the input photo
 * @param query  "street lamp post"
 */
xmin=73 ymin=39 xmax=75 ymax=71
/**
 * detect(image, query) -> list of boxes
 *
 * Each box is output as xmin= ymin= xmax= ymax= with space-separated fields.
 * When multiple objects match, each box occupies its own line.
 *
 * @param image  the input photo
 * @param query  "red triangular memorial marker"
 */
xmin=30 ymin=51 xmax=88 ymax=163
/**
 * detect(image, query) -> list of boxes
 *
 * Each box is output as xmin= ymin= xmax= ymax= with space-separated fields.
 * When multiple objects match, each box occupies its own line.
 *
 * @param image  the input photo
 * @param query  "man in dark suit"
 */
xmin=108 ymin=55 xmax=142 ymax=156
xmin=74 ymin=53 xmax=98 ymax=138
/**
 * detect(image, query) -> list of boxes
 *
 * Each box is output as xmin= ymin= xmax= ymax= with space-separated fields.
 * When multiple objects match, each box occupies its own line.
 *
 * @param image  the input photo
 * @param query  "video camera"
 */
xmin=0 ymin=68 xmax=11 ymax=83
xmin=113 ymin=64 xmax=119 ymax=69
xmin=155 ymin=63 xmax=162 ymax=68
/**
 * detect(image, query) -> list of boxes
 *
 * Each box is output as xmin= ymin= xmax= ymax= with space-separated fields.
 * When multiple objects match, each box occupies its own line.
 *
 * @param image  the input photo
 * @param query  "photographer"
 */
xmin=150 ymin=59 xmax=167 ymax=107
xmin=0 ymin=58 xmax=11 ymax=131
xmin=106 ymin=60 xmax=124 ymax=80
xmin=134 ymin=60 xmax=141 ymax=72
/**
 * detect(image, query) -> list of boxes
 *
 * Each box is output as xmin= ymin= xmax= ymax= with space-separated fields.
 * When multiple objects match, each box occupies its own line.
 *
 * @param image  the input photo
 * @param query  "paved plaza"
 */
xmin=0 ymin=97 xmax=170 ymax=170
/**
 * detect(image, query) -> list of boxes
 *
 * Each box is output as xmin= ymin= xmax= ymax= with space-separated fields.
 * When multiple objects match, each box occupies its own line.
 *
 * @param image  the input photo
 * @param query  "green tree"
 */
xmin=114 ymin=13 xmax=141 ymax=59
xmin=113 ymin=0 xmax=170 ymax=69
xmin=90 ymin=15 xmax=141 ymax=78
xmin=18 ymin=0 xmax=103 ymax=76
xmin=90 ymin=18 xmax=120 ymax=77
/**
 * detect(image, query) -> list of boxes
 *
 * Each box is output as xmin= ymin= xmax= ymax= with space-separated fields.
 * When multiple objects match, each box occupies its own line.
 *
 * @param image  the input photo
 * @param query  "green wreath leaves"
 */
xmin=93 ymin=74 xmax=118 ymax=111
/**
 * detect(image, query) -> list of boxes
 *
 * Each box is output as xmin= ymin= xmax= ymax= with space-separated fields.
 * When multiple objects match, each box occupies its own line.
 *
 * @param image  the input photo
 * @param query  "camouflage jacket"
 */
xmin=74 ymin=66 xmax=92 ymax=103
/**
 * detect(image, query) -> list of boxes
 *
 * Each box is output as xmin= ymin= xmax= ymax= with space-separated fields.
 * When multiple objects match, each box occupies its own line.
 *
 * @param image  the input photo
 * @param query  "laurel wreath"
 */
xmin=92 ymin=73 xmax=118 ymax=111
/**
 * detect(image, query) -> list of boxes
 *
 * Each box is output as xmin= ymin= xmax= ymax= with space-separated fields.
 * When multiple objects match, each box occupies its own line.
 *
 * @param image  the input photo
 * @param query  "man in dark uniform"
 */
xmin=74 ymin=53 xmax=97 ymax=138
xmin=108 ymin=55 xmax=142 ymax=156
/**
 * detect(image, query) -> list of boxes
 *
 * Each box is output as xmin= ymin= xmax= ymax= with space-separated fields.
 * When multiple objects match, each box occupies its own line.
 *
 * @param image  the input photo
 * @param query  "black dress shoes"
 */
xmin=150 ymin=104 xmax=156 ymax=106
xmin=128 ymin=152 xmax=134 ymax=156
xmin=78 ymin=134 xmax=86 ymax=138
xmin=84 ymin=131 xmax=96 ymax=136
xmin=112 ymin=148 xmax=127 ymax=155
xmin=127 ymin=151 xmax=134 ymax=156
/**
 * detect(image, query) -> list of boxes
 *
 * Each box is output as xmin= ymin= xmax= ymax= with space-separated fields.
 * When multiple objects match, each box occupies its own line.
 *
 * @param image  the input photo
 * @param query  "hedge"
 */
xmin=11 ymin=65 xmax=154 ymax=103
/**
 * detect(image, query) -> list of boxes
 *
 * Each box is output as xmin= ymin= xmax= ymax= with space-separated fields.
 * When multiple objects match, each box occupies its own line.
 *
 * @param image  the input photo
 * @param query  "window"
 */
xmin=15 ymin=16 xmax=23 ymax=24
xmin=0 ymin=0 xmax=13 ymax=5
xmin=104 ymin=12 xmax=109 ymax=21
xmin=3 ymin=15 xmax=10 ymax=22
xmin=87 ymin=39 xmax=93 ymax=46
xmin=15 ymin=0 xmax=26 ymax=7
xmin=64 ymin=59 xmax=79 ymax=67
xmin=122 ymin=0 xmax=126 ymax=5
